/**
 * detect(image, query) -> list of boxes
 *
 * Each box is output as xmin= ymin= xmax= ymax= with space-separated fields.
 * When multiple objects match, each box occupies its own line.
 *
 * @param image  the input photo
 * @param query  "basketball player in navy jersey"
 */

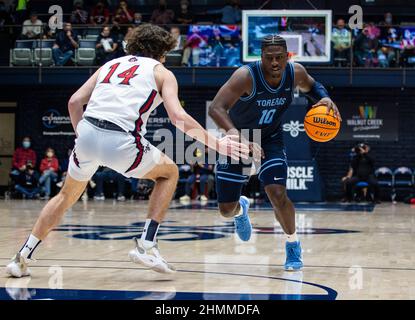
xmin=208 ymin=35 xmax=341 ymax=270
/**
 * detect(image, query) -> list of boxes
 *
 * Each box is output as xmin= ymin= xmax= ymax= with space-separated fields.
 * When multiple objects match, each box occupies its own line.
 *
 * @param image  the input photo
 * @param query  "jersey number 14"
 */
xmin=101 ymin=63 xmax=139 ymax=85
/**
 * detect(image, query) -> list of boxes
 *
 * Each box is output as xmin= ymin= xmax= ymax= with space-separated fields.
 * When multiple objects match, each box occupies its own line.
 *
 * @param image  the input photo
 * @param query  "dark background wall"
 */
xmin=2 ymin=85 xmax=413 ymax=199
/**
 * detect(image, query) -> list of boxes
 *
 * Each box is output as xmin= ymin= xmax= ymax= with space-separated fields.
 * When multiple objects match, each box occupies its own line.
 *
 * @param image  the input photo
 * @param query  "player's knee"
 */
xmin=267 ymin=185 xmax=288 ymax=206
xmin=218 ymin=202 xmax=238 ymax=218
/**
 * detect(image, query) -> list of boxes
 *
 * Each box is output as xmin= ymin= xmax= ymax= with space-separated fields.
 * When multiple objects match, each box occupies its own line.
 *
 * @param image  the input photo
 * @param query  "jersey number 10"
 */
xmin=259 ymin=109 xmax=276 ymax=125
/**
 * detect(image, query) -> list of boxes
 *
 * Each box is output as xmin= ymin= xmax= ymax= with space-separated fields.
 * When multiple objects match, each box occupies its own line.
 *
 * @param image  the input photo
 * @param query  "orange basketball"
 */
xmin=304 ymin=105 xmax=340 ymax=142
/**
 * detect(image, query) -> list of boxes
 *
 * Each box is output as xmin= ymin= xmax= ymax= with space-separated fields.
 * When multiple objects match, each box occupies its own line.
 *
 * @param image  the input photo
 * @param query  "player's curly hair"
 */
xmin=125 ymin=24 xmax=177 ymax=60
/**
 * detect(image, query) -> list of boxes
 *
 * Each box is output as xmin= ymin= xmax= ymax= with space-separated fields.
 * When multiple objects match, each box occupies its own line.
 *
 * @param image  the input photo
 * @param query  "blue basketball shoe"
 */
xmin=234 ymin=196 xmax=252 ymax=241
xmin=284 ymin=241 xmax=303 ymax=271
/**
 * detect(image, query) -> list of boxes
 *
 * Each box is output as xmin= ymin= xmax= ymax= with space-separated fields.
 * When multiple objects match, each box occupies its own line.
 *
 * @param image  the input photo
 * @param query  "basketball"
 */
xmin=304 ymin=105 xmax=341 ymax=142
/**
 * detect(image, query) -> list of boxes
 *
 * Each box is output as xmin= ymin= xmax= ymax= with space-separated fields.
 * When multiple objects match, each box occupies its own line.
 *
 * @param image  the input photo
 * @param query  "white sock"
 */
xmin=19 ymin=234 xmax=41 ymax=259
xmin=234 ymin=205 xmax=243 ymax=218
xmin=286 ymin=232 xmax=299 ymax=243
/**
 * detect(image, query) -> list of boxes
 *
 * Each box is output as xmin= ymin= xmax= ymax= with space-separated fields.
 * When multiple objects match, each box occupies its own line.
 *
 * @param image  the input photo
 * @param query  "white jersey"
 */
xmin=84 ymin=55 xmax=163 ymax=135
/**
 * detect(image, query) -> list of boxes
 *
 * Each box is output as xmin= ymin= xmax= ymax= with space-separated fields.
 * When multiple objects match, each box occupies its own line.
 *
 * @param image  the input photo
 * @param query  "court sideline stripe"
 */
xmin=1 ymin=257 xmax=415 ymax=272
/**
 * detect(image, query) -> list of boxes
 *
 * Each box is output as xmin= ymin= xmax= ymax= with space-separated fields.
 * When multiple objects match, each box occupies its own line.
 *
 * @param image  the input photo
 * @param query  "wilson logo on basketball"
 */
xmin=312 ymin=117 xmax=337 ymax=127
xmin=304 ymin=105 xmax=341 ymax=142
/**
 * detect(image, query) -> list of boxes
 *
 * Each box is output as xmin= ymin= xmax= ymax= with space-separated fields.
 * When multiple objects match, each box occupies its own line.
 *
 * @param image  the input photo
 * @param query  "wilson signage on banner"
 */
xmin=336 ymin=101 xmax=399 ymax=141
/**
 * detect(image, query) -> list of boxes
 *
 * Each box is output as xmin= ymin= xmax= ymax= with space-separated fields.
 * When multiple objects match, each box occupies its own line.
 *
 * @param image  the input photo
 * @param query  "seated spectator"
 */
xmin=113 ymin=1 xmax=134 ymax=25
xmin=175 ymin=0 xmax=194 ymax=27
xmin=150 ymin=0 xmax=175 ymax=25
xmin=180 ymin=163 xmax=215 ymax=202
xmin=180 ymin=148 xmax=215 ymax=202
xmin=95 ymin=25 xmax=118 ymax=65
xmin=133 ymin=12 xmax=142 ymax=26
xmin=354 ymin=23 xmax=380 ymax=67
xmin=13 ymin=0 xmax=29 ymax=24
xmin=93 ymin=167 xmax=126 ymax=201
xmin=70 ymin=1 xmax=89 ymax=25
xmin=53 ymin=22 xmax=79 ymax=66
xmin=332 ymin=18 xmax=351 ymax=67
xmin=56 ymin=148 xmax=72 ymax=188
xmin=39 ymin=147 xmax=59 ymax=200
xmin=10 ymin=136 xmax=37 ymax=183
xmin=131 ymin=178 xmax=154 ymax=200
xmin=378 ymin=12 xmax=398 ymax=67
xmin=21 ymin=11 xmax=43 ymax=39
xmin=89 ymin=1 xmax=110 ymax=26
xmin=170 ymin=26 xmax=185 ymax=51
xmin=207 ymin=0 xmax=241 ymax=25
xmin=344 ymin=143 xmax=380 ymax=203
xmin=122 ymin=25 xmax=134 ymax=53
xmin=15 ymin=163 xmax=40 ymax=199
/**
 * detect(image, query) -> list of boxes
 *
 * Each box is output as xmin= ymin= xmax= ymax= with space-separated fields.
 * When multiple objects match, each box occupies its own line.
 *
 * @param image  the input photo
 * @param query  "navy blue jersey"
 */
xmin=229 ymin=61 xmax=295 ymax=146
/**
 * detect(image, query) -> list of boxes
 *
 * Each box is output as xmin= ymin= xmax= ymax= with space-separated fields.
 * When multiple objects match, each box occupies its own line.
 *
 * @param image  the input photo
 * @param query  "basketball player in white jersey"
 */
xmin=6 ymin=24 xmax=249 ymax=277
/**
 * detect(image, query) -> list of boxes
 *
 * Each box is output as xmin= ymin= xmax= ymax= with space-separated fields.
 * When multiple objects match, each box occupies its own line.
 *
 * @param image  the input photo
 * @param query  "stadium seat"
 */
xmin=33 ymin=40 xmax=54 ymax=66
xmin=393 ymin=167 xmax=414 ymax=201
xmin=11 ymin=40 xmax=34 ymax=66
xmin=375 ymin=167 xmax=394 ymax=201
xmin=75 ymin=40 xmax=96 ymax=66
xmin=354 ymin=181 xmax=369 ymax=202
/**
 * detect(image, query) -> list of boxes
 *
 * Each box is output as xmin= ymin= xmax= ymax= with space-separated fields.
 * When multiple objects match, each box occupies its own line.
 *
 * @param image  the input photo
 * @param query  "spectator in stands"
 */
xmin=39 ymin=147 xmax=59 ymax=200
xmin=13 ymin=0 xmax=29 ymax=24
xmin=180 ymin=147 xmax=215 ymax=202
xmin=133 ymin=12 xmax=142 ymax=26
xmin=89 ymin=1 xmax=110 ymax=26
xmin=354 ymin=23 xmax=380 ymax=67
xmin=56 ymin=148 xmax=72 ymax=188
xmin=378 ymin=12 xmax=398 ymax=67
xmin=207 ymin=0 xmax=242 ymax=25
xmin=70 ymin=1 xmax=89 ymax=25
xmin=15 ymin=162 xmax=40 ymax=199
xmin=53 ymin=22 xmax=79 ymax=66
xmin=150 ymin=0 xmax=175 ymax=25
xmin=175 ymin=0 xmax=194 ymax=26
xmin=95 ymin=25 xmax=118 ymax=65
xmin=113 ymin=0 xmax=134 ymax=25
xmin=93 ymin=167 xmax=126 ymax=201
xmin=122 ymin=25 xmax=134 ymax=53
xmin=21 ymin=11 xmax=43 ymax=39
xmin=332 ymin=18 xmax=351 ymax=67
xmin=344 ymin=143 xmax=380 ymax=203
xmin=130 ymin=178 xmax=154 ymax=200
xmin=170 ymin=25 xmax=185 ymax=51
xmin=10 ymin=136 xmax=37 ymax=182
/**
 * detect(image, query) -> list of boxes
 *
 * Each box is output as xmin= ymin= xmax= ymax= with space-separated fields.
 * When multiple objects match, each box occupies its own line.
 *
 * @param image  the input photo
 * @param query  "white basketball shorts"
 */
xmin=68 ymin=119 xmax=162 ymax=181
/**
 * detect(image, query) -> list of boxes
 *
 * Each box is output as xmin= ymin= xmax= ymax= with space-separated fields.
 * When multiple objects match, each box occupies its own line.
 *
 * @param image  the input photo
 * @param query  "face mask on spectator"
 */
xmin=23 ymin=141 xmax=31 ymax=149
xmin=385 ymin=17 xmax=392 ymax=24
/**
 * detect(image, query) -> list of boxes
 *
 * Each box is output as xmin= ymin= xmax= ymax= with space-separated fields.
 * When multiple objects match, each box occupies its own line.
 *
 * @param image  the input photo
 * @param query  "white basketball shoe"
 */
xmin=128 ymin=237 xmax=176 ymax=274
xmin=5 ymin=253 xmax=32 ymax=278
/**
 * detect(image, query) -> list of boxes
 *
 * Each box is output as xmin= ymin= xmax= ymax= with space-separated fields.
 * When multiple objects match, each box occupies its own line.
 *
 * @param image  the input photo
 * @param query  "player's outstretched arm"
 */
xmin=294 ymin=62 xmax=342 ymax=121
xmin=68 ymin=68 xmax=101 ymax=135
xmin=157 ymin=66 xmax=249 ymax=161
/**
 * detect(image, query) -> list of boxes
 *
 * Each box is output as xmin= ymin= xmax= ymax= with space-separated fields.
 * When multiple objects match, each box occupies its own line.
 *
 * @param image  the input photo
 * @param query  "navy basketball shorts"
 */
xmin=215 ymin=144 xmax=287 ymax=203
